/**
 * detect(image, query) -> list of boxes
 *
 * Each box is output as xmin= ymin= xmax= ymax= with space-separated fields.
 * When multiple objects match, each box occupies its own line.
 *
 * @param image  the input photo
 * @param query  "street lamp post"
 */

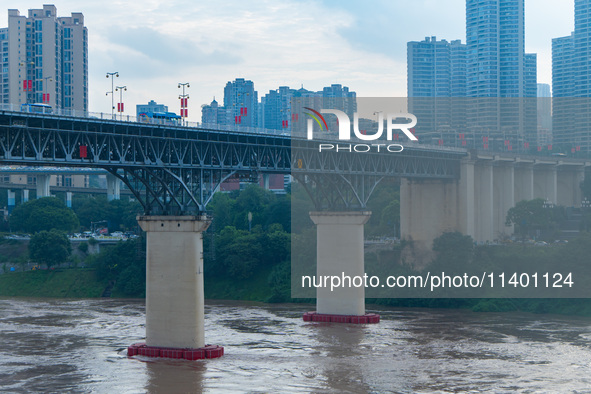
xmin=178 ymin=82 xmax=190 ymax=125
xmin=42 ymin=76 xmax=53 ymax=104
xmin=20 ymin=60 xmax=35 ymax=105
xmin=115 ymin=86 xmax=127 ymax=121
xmin=106 ymin=72 xmax=119 ymax=119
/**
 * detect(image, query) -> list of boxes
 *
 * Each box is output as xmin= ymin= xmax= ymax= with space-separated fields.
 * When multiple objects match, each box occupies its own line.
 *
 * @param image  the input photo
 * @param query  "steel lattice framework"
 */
xmin=0 ymin=111 xmax=466 ymax=213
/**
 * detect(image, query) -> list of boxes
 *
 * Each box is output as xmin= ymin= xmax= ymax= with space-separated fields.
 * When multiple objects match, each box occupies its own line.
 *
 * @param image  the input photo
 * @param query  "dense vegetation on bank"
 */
xmin=1 ymin=180 xmax=591 ymax=317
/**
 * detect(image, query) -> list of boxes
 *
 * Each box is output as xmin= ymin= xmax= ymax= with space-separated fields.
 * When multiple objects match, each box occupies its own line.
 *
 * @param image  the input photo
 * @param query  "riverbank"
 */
xmin=0 ymin=269 xmax=107 ymax=298
xmin=0 ymin=267 xmax=279 ymax=301
xmin=2 ymin=268 xmax=591 ymax=317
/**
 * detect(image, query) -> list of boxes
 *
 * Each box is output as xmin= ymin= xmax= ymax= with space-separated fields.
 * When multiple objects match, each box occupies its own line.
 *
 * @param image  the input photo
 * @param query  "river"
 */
xmin=0 ymin=298 xmax=590 ymax=393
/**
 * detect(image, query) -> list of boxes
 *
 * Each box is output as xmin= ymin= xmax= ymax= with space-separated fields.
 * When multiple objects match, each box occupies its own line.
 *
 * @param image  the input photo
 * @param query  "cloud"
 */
xmin=2 ymin=0 xmax=575 ymax=117
xmin=104 ymin=26 xmax=241 ymax=72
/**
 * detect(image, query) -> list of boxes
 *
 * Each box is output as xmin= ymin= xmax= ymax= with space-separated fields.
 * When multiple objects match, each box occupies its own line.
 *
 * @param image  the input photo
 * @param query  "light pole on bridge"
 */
xmin=178 ymin=82 xmax=190 ymax=125
xmin=106 ymin=72 xmax=119 ymax=119
xmin=116 ymin=86 xmax=127 ymax=121
xmin=42 ymin=76 xmax=53 ymax=105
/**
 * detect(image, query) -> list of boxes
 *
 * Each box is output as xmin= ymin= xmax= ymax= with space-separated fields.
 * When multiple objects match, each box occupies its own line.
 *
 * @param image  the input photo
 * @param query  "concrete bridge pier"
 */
xmin=106 ymin=174 xmax=121 ymax=201
xmin=128 ymin=215 xmax=223 ymax=360
xmin=7 ymin=190 xmax=15 ymax=213
xmin=557 ymin=167 xmax=585 ymax=207
xmin=22 ymin=189 xmax=29 ymax=203
xmin=303 ymin=211 xmax=380 ymax=324
xmin=36 ymin=174 xmax=50 ymax=198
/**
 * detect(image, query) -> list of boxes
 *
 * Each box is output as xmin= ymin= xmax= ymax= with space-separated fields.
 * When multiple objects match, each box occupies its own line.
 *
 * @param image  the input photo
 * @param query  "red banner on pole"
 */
xmin=79 ymin=145 xmax=87 ymax=158
xmin=28 ymin=80 xmax=32 ymax=91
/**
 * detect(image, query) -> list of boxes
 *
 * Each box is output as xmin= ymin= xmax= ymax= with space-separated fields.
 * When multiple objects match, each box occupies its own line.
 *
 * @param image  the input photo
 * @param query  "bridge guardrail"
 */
xmin=0 ymin=103 xmax=469 ymax=153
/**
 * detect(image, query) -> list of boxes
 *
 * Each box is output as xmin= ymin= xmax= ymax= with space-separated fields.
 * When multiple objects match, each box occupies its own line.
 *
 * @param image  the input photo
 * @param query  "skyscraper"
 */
xmin=465 ymin=0 xmax=537 ymax=143
xmin=537 ymin=83 xmax=552 ymax=145
xmin=223 ymin=78 xmax=258 ymax=128
xmin=407 ymin=0 xmax=537 ymax=147
xmin=552 ymin=0 xmax=591 ymax=150
xmin=260 ymin=86 xmax=294 ymax=131
xmin=0 ymin=5 xmax=88 ymax=111
xmin=407 ymin=36 xmax=466 ymax=142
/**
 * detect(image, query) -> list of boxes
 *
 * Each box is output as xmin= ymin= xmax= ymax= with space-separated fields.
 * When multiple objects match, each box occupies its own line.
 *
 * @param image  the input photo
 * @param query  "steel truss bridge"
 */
xmin=0 ymin=111 xmax=466 ymax=214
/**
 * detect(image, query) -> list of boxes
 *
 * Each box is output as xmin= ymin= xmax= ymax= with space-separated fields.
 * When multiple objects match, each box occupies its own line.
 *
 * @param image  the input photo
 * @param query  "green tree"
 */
xmin=10 ymin=197 xmax=79 ymax=233
xmin=505 ymin=198 xmax=554 ymax=238
xmin=92 ymin=238 xmax=146 ymax=296
xmin=29 ymin=230 xmax=72 ymax=268
xmin=72 ymin=195 xmax=110 ymax=229
xmin=379 ymin=199 xmax=400 ymax=236
xmin=432 ymin=231 xmax=474 ymax=267
xmin=72 ymin=196 xmax=142 ymax=231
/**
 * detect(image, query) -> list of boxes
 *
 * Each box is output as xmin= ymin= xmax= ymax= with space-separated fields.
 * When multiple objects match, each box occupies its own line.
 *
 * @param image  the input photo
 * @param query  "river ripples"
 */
xmin=1 ymin=298 xmax=591 ymax=393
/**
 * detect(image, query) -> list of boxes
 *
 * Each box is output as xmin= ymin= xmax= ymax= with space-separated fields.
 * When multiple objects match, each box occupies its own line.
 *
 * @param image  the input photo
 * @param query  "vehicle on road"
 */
xmin=20 ymin=103 xmax=53 ymax=114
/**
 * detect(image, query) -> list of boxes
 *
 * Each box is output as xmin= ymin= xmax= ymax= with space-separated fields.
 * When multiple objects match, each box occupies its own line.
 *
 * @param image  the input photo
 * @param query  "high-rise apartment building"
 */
xmin=201 ymin=81 xmax=356 ymax=135
xmin=537 ymin=83 xmax=552 ymax=145
xmin=201 ymin=98 xmax=231 ymax=126
xmin=223 ymin=78 xmax=258 ymax=128
xmin=0 ymin=5 xmax=87 ymax=112
xmin=407 ymin=0 xmax=537 ymax=147
xmin=407 ymin=36 xmax=467 ymax=142
xmin=552 ymin=0 xmax=591 ymax=150
xmin=260 ymin=86 xmax=294 ymax=131
xmin=465 ymin=0 xmax=537 ymax=143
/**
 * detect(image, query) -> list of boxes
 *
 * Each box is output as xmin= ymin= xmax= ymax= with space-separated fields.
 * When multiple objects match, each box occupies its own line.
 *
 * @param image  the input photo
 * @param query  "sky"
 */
xmin=0 ymin=0 xmax=576 ymax=121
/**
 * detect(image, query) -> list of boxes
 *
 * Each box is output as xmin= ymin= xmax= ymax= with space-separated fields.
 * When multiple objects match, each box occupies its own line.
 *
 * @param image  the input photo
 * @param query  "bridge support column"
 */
xmin=400 ymin=178 xmax=459 ymax=266
xmin=129 ymin=215 xmax=224 ymax=360
xmin=263 ymin=174 xmax=270 ymax=190
xmin=7 ymin=190 xmax=15 ymax=213
xmin=493 ymin=164 xmax=514 ymax=239
xmin=36 ymin=174 xmax=50 ymax=198
xmin=66 ymin=192 xmax=72 ymax=208
xmin=514 ymin=165 xmax=534 ymax=203
xmin=106 ymin=174 xmax=121 ymax=201
xmin=534 ymin=166 xmax=557 ymax=204
xmin=22 ymin=189 xmax=29 ymax=203
xmin=458 ymin=161 xmax=475 ymax=238
xmin=474 ymin=162 xmax=494 ymax=243
xmin=303 ymin=211 xmax=379 ymax=324
xmin=557 ymin=168 xmax=585 ymax=207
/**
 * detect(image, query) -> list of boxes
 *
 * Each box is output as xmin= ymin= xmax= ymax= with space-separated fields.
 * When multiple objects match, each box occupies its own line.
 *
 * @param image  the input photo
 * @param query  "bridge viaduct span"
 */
xmin=0 ymin=110 xmax=587 ymax=357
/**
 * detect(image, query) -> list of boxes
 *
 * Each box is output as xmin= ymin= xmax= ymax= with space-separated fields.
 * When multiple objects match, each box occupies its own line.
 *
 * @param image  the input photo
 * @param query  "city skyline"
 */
xmin=0 ymin=0 xmax=576 ymax=119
